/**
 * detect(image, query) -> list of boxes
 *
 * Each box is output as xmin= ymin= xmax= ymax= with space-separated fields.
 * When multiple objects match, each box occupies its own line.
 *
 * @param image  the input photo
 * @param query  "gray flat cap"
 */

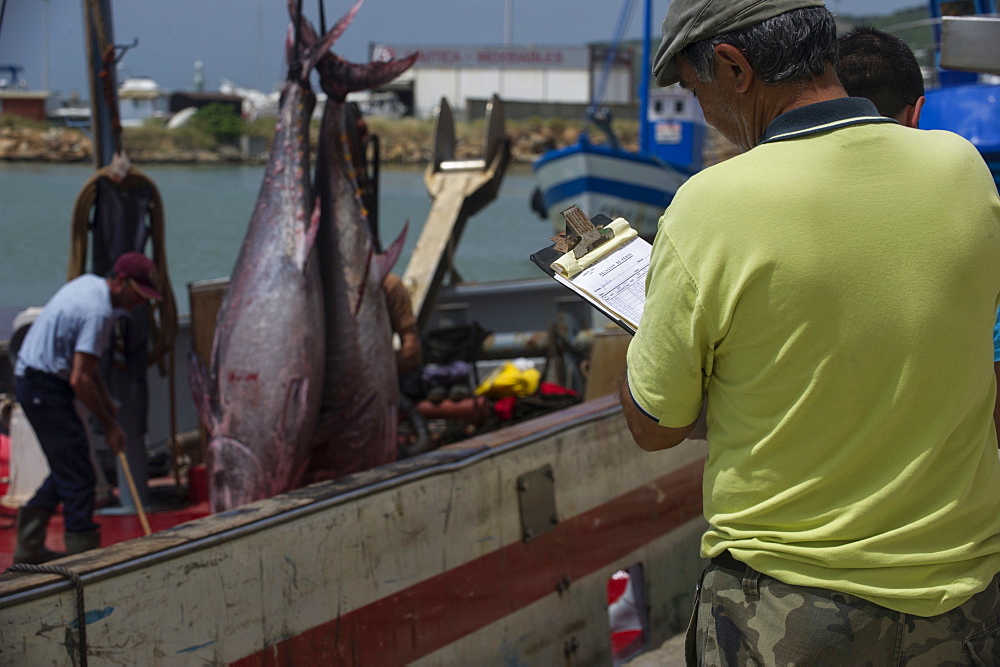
xmin=653 ymin=0 xmax=827 ymax=87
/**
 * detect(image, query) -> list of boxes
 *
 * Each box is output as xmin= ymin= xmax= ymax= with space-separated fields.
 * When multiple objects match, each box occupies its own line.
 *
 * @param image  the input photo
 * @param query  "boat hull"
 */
xmin=533 ymin=141 xmax=688 ymax=238
xmin=0 ymin=395 xmax=707 ymax=664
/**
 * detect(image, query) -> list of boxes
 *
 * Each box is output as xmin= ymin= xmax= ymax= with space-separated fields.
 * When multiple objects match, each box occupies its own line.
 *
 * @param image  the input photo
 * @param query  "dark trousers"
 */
xmin=15 ymin=372 xmax=98 ymax=532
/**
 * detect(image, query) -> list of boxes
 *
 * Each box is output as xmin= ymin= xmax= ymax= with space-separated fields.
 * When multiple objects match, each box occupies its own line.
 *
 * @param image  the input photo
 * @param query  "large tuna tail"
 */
xmin=316 ymin=51 xmax=420 ymax=102
xmin=290 ymin=0 xmax=416 ymax=99
xmin=285 ymin=0 xmax=362 ymax=80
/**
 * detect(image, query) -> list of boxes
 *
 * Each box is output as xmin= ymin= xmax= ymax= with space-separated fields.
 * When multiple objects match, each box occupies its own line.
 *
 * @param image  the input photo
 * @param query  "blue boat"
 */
xmin=919 ymin=0 xmax=1000 ymax=190
xmin=531 ymin=0 xmax=706 ymax=238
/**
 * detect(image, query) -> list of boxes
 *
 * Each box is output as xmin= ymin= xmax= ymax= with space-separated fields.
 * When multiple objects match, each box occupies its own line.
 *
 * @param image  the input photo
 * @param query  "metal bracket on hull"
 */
xmin=402 ymin=95 xmax=512 ymax=331
xmin=516 ymin=464 xmax=558 ymax=542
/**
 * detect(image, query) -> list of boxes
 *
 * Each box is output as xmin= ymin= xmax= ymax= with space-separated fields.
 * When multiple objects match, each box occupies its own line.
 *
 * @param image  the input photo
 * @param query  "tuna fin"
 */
xmin=351 ymin=223 xmax=408 ymax=316
xmin=317 ymin=51 xmax=420 ymax=102
xmin=317 ymin=0 xmax=363 ymax=47
xmin=353 ymin=246 xmax=375 ymax=318
xmin=288 ymin=0 xmax=363 ymax=77
xmin=278 ymin=376 xmax=312 ymax=456
xmin=187 ymin=348 xmax=218 ymax=434
xmin=207 ymin=437 xmax=263 ymax=512
xmin=372 ymin=221 xmax=409 ymax=283
xmin=296 ymin=197 xmax=321 ymax=272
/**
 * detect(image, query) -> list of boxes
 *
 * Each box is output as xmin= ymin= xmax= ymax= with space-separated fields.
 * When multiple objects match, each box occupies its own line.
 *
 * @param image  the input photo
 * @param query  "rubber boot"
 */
xmin=64 ymin=529 xmax=101 ymax=555
xmin=13 ymin=507 xmax=65 ymax=564
xmin=403 ymin=407 xmax=433 ymax=457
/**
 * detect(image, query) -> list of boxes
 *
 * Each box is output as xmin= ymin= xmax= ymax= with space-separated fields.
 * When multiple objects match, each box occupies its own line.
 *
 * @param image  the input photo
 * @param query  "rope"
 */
xmin=69 ymin=166 xmax=178 ymax=374
xmin=69 ymin=166 xmax=182 ymax=490
xmin=4 ymin=563 xmax=88 ymax=666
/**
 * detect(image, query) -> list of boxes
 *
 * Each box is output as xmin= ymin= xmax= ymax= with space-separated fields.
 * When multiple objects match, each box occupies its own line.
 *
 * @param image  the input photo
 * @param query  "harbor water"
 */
xmin=0 ymin=162 xmax=548 ymax=338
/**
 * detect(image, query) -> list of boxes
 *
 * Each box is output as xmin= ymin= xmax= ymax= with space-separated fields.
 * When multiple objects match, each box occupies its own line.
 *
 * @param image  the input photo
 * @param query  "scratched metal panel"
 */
xmin=642 ymin=518 xmax=710 ymax=645
xmin=414 ymin=565 xmax=614 ymax=666
xmin=553 ymin=418 xmax=705 ymax=521
xmin=414 ymin=517 xmax=708 ymax=665
xmin=0 ymin=537 xmax=269 ymax=662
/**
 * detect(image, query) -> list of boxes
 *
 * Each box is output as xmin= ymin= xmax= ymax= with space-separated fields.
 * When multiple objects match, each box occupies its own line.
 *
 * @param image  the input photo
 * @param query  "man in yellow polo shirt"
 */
xmin=620 ymin=0 xmax=1000 ymax=663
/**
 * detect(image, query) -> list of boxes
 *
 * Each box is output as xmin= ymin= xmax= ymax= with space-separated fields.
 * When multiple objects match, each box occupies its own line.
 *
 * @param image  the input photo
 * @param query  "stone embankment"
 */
xmin=0 ymin=123 xmax=601 ymax=165
xmin=0 ymin=125 xmax=91 ymax=162
xmin=0 ymin=121 xmax=736 ymax=166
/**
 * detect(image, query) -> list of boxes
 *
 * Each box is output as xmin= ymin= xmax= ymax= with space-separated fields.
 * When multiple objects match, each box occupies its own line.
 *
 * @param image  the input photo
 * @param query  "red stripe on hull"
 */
xmin=232 ymin=459 xmax=704 ymax=666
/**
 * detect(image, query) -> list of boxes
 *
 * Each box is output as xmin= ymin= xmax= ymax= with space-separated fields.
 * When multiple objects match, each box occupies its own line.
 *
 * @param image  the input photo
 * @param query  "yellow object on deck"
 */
xmin=474 ymin=361 xmax=541 ymax=398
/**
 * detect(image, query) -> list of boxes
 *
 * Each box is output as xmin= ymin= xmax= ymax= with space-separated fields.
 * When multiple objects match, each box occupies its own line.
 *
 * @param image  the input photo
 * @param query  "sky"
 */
xmin=0 ymin=0 xmax=924 ymax=98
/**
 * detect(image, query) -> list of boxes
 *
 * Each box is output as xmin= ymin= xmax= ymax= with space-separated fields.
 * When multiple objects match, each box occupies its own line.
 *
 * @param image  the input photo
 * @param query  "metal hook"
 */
xmin=112 ymin=38 xmax=139 ymax=65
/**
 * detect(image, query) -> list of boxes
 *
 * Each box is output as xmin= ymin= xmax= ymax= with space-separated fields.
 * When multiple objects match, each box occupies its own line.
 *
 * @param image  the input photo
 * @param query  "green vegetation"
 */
xmin=0 ymin=113 xmax=50 ymax=131
xmin=366 ymin=116 xmax=434 ymax=144
xmin=124 ymin=120 xmax=216 ymax=154
xmin=245 ymin=115 xmax=276 ymax=141
xmin=620 ymin=4 xmax=934 ymax=87
xmin=837 ymin=6 xmax=936 ymax=74
xmin=189 ymin=103 xmax=245 ymax=145
xmin=122 ymin=105 xmax=257 ymax=155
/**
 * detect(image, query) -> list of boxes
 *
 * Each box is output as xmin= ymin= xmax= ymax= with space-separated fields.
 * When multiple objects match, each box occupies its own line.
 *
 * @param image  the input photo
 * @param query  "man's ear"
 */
xmin=713 ymin=43 xmax=754 ymax=93
xmin=908 ymin=95 xmax=925 ymax=129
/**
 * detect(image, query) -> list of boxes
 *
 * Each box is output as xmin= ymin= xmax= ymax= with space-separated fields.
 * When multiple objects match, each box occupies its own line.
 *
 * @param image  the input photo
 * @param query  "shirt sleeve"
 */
xmin=626 ymin=228 xmax=714 ymax=427
xmin=383 ymin=274 xmax=417 ymax=333
xmin=75 ymin=313 xmax=113 ymax=358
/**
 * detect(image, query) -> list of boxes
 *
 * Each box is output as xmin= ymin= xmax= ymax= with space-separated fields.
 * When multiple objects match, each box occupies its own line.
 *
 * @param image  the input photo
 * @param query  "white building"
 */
xmin=370 ymin=43 xmax=635 ymax=119
xmin=118 ymin=77 xmax=170 ymax=127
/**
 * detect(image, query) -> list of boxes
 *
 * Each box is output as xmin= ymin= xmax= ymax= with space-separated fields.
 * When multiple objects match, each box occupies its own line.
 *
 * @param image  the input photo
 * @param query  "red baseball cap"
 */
xmin=113 ymin=252 xmax=164 ymax=302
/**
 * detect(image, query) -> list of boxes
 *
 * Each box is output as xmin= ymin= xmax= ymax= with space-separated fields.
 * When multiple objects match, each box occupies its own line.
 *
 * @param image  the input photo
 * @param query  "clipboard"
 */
xmin=530 ymin=211 xmax=651 ymax=335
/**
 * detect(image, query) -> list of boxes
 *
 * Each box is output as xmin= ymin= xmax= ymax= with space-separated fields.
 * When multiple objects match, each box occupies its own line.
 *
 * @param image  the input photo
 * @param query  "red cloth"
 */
xmin=539 ymin=382 xmax=577 ymax=396
xmin=493 ymin=397 xmax=517 ymax=420
xmin=492 ymin=382 xmax=578 ymax=421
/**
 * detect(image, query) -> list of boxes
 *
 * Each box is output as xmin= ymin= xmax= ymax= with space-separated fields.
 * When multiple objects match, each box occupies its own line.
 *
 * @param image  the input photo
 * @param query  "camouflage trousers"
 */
xmin=685 ymin=553 xmax=1000 ymax=666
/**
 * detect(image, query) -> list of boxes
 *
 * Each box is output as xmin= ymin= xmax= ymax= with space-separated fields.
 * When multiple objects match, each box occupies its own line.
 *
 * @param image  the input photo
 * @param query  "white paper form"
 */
xmin=560 ymin=236 xmax=650 ymax=331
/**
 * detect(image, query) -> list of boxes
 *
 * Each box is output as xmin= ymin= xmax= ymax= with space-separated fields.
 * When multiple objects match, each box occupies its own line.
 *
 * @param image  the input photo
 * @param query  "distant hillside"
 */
xmin=622 ymin=4 xmax=936 ymax=86
xmin=837 ymin=5 xmax=935 ymax=72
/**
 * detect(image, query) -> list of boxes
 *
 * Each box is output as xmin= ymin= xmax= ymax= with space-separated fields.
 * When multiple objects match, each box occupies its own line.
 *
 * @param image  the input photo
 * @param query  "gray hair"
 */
xmin=680 ymin=7 xmax=838 ymax=85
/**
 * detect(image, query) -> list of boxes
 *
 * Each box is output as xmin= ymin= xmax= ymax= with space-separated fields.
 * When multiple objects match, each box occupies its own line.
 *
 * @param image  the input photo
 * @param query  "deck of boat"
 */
xmin=0 ymin=434 xmax=210 ymax=569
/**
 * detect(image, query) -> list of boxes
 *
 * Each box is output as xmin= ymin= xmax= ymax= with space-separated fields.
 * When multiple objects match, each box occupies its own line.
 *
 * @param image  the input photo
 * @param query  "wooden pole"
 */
xmin=116 ymin=450 xmax=152 ymax=536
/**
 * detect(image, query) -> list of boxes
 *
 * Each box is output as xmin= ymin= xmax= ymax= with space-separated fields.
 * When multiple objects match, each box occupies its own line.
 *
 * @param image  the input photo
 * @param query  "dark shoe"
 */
xmin=13 ymin=507 xmax=65 ymax=564
xmin=426 ymin=386 xmax=447 ymax=404
xmin=64 ymin=529 xmax=101 ymax=555
xmin=400 ymin=408 xmax=433 ymax=458
xmin=448 ymin=384 xmax=471 ymax=401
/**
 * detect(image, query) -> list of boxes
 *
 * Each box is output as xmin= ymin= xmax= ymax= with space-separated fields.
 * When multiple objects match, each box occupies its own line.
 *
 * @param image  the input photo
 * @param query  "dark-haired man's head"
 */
xmin=836 ymin=25 xmax=925 ymax=127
